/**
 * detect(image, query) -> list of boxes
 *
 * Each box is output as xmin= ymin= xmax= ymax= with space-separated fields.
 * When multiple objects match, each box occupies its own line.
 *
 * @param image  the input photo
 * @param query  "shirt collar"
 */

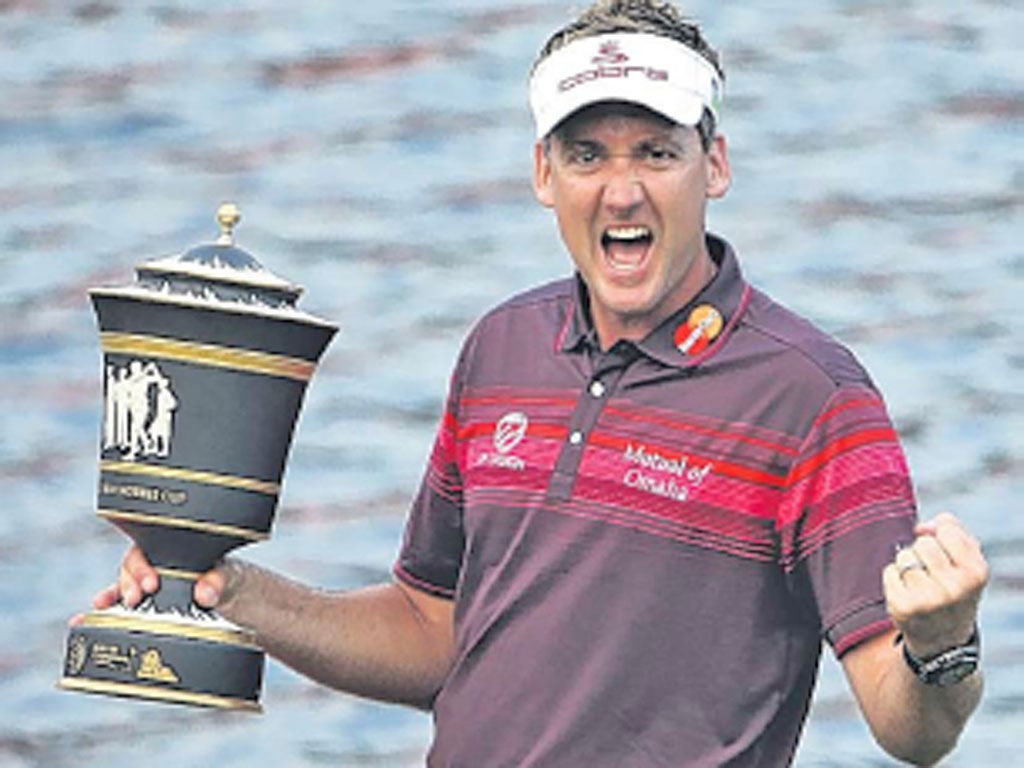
xmin=558 ymin=233 xmax=751 ymax=370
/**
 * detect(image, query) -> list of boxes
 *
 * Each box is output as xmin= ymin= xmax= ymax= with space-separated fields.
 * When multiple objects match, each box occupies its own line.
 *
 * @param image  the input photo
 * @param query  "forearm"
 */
xmin=848 ymin=633 xmax=983 ymax=766
xmin=854 ymin=513 xmax=989 ymax=764
xmin=217 ymin=560 xmax=455 ymax=709
xmin=877 ymin=669 xmax=980 ymax=764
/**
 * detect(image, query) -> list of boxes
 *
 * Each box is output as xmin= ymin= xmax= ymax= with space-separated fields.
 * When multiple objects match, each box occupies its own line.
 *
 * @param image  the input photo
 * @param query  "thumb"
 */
xmin=193 ymin=569 xmax=226 ymax=609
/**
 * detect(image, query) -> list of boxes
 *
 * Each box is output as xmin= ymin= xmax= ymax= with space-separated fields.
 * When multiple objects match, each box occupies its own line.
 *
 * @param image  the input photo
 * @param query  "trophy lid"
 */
xmin=134 ymin=203 xmax=304 ymax=310
xmin=90 ymin=203 xmax=335 ymax=330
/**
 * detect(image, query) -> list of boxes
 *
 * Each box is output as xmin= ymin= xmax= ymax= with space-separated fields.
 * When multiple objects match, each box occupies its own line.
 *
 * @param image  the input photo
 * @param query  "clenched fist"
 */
xmin=883 ymin=512 xmax=988 ymax=659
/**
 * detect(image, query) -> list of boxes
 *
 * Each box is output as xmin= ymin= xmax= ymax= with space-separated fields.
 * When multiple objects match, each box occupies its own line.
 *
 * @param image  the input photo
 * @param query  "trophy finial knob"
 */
xmin=216 ymin=203 xmax=241 ymax=246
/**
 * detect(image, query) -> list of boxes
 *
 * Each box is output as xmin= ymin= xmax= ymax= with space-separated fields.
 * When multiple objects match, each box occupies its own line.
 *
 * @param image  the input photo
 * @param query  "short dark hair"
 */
xmin=533 ymin=0 xmax=723 ymax=151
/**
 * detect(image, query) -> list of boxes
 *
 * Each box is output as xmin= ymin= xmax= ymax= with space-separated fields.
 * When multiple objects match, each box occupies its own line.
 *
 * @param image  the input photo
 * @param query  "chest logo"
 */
xmin=622 ymin=443 xmax=713 ymax=502
xmin=674 ymin=304 xmax=724 ymax=357
xmin=472 ymin=411 xmax=529 ymax=472
xmin=494 ymin=411 xmax=529 ymax=454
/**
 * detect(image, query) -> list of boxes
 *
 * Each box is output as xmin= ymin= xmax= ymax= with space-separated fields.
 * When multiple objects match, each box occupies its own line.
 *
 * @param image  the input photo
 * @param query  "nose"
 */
xmin=601 ymin=157 xmax=645 ymax=215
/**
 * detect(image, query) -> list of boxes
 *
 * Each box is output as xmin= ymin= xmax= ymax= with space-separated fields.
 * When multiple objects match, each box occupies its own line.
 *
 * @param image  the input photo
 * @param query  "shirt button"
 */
xmin=569 ymin=430 xmax=584 ymax=446
xmin=589 ymin=381 xmax=606 ymax=398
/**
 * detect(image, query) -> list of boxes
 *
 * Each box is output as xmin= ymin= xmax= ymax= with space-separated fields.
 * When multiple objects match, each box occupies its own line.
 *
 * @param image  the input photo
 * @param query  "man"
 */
xmin=92 ymin=1 xmax=988 ymax=765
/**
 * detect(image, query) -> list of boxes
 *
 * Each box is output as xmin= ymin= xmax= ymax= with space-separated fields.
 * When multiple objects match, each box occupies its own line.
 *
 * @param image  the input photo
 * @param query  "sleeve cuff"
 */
xmin=827 ymin=600 xmax=895 ymax=658
xmin=393 ymin=563 xmax=456 ymax=600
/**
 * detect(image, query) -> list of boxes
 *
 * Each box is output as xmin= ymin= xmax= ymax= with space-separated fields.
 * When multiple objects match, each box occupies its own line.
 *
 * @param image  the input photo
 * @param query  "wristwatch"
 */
xmin=900 ymin=627 xmax=981 ymax=687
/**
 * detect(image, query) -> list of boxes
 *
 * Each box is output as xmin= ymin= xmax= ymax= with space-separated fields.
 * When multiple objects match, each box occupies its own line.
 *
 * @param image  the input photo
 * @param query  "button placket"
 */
xmin=545 ymin=362 xmax=629 ymax=503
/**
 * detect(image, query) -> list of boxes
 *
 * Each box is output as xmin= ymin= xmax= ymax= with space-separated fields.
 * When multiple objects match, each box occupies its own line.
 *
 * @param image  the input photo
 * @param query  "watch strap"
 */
xmin=900 ymin=626 xmax=980 ymax=687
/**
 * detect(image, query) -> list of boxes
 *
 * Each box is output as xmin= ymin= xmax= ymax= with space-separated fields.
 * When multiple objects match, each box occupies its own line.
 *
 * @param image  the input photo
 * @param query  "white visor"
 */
xmin=529 ymin=33 xmax=723 ymax=140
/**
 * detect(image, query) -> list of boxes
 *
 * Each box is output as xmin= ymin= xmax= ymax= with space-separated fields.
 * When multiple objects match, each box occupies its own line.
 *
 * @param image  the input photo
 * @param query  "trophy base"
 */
xmin=59 ymin=607 xmax=264 ymax=712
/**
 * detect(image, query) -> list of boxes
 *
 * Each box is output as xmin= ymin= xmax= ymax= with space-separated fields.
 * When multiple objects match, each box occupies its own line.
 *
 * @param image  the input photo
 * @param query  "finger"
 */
xmin=894 ymin=546 xmax=928 ymax=579
xmin=118 ymin=576 xmax=141 ymax=608
xmin=914 ymin=511 xmax=959 ymax=538
xmin=122 ymin=546 xmax=159 ymax=595
xmin=91 ymin=582 xmax=121 ymax=610
xmin=117 ymin=547 xmax=159 ymax=607
xmin=923 ymin=515 xmax=990 ymax=597
xmin=193 ymin=570 xmax=225 ymax=609
xmin=932 ymin=511 xmax=961 ymax=528
xmin=911 ymin=534 xmax=953 ymax=575
xmin=934 ymin=519 xmax=984 ymax=568
xmin=909 ymin=535 xmax=971 ymax=602
xmin=883 ymin=561 xmax=906 ymax=603
xmin=883 ymin=562 xmax=916 ymax=624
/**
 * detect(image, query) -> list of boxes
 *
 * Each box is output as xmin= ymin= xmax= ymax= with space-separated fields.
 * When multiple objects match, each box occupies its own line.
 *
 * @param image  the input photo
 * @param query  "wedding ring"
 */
xmin=897 ymin=560 xmax=928 ymax=576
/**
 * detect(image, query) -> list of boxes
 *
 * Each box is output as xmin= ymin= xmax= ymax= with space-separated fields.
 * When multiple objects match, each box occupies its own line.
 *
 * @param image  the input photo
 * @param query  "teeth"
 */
xmin=605 ymin=226 xmax=651 ymax=242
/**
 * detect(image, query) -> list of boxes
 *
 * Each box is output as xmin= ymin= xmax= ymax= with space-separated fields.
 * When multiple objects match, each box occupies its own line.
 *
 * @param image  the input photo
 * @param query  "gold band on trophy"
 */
xmin=97 ymin=509 xmax=268 ymax=543
xmin=154 ymin=566 xmax=204 ymax=581
xmin=58 ymin=677 xmax=262 ymax=712
xmin=100 ymin=460 xmax=281 ymax=497
xmin=100 ymin=332 xmax=316 ymax=382
xmin=79 ymin=610 xmax=258 ymax=648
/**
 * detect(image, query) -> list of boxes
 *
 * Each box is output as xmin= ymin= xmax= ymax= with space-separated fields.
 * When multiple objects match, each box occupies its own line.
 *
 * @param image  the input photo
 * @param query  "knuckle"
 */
xmin=886 ymin=602 xmax=908 ymax=623
xmin=970 ymin=561 xmax=987 ymax=593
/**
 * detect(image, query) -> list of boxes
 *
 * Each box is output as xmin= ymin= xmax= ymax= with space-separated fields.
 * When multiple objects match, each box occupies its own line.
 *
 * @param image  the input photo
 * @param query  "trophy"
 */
xmin=59 ymin=204 xmax=337 ymax=711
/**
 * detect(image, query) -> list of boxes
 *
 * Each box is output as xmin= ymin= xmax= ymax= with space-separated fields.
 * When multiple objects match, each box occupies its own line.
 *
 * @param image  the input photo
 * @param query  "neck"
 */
xmin=593 ymin=248 xmax=719 ymax=352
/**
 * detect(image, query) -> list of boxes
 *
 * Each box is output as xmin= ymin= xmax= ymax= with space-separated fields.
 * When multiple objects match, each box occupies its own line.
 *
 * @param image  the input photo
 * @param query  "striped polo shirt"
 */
xmin=396 ymin=234 xmax=917 ymax=767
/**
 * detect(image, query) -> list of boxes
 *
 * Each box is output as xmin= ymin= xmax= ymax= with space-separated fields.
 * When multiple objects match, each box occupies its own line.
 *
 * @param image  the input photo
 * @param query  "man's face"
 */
xmin=532 ymin=103 xmax=730 ymax=348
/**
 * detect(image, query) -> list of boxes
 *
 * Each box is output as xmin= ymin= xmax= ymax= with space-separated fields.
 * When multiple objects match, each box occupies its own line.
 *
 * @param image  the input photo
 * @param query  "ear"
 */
xmin=705 ymin=134 xmax=731 ymax=200
xmin=532 ymin=139 xmax=555 ymax=208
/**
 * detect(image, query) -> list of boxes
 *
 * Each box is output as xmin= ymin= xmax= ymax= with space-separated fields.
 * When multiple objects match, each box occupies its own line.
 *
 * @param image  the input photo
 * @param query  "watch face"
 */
xmin=935 ymin=662 xmax=978 ymax=687
xmin=902 ymin=630 xmax=981 ymax=687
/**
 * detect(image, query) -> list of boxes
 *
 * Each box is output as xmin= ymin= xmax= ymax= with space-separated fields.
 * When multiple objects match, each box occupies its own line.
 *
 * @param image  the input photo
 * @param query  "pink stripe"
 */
xmin=778 ymin=442 xmax=910 ymax=529
xmin=459 ymin=434 xmax=562 ymax=479
xmin=602 ymin=406 xmax=799 ymax=459
xmin=578 ymin=445 xmax=783 ymax=520
xmin=801 ymin=477 xmax=912 ymax=542
xmin=461 ymin=394 xmax=579 ymax=409
xmin=557 ymin=498 xmax=776 ymax=562
xmin=799 ymin=503 xmax=910 ymax=561
xmin=780 ymin=501 xmax=910 ymax=571
xmin=695 ymin=474 xmax=782 ymax=520
xmin=467 ymin=486 xmax=777 ymax=561
xmin=573 ymin=479 xmax=771 ymax=542
xmin=809 ymin=390 xmax=886 ymax=432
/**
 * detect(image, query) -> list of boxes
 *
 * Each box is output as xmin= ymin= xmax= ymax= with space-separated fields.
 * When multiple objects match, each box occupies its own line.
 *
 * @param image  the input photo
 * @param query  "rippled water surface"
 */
xmin=1 ymin=1 xmax=1021 ymax=766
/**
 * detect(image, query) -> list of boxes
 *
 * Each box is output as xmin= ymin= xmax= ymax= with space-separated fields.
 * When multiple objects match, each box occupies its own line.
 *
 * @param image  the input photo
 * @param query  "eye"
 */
xmin=638 ymin=142 xmax=682 ymax=170
xmin=564 ymin=143 xmax=604 ymax=170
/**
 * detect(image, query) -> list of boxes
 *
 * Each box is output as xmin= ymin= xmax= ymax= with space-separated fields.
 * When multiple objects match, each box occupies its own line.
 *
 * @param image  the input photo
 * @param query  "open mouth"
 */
xmin=601 ymin=226 xmax=653 ymax=273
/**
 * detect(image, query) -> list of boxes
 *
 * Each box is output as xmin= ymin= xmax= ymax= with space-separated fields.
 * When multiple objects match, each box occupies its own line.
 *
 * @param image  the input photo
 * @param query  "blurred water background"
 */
xmin=1 ymin=1 xmax=1021 ymax=766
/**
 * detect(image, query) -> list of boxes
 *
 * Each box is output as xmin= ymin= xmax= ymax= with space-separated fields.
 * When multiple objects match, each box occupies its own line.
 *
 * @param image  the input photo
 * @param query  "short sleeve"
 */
xmin=777 ymin=386 xmax=918 ymax=656
xmin=393 ymin=334 xmax=475 ymax=599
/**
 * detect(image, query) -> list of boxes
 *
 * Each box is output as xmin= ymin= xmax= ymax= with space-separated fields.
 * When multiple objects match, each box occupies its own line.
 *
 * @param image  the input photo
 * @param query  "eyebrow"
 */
xmin=558 ymin=134 xmax=689 ymax=155
xmin=556 ymin=119 xmax=691 ymax=145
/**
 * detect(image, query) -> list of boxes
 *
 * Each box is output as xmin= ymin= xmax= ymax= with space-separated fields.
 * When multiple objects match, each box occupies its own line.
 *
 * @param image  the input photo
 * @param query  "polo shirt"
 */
xmin=396 ymin=234 xmax=917 ymax=767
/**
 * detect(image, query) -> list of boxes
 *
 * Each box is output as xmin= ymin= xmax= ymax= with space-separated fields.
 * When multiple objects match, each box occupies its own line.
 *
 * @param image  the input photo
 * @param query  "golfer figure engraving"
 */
xmin=103 ymin=360 xmax=178 ymax=461
xmin=59 ymin=204 xmax=337 ymax=711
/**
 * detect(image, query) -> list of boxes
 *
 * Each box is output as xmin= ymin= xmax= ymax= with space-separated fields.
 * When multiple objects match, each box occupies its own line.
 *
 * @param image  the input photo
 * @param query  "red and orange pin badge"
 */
xmin=674 ymin=305 xmax=723 ymax=356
